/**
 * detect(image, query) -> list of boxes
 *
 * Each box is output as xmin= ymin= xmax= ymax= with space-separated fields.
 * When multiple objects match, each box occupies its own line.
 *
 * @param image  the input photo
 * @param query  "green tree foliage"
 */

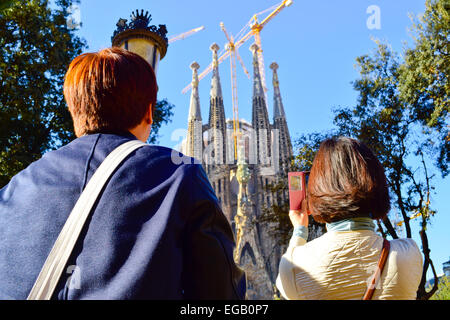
xmin=430 ymin=276 xmax=450 ymax=300
xmin=148 ymin=99 xmax=174 ymax=145
xmin=0 ymin=0 xmax=86 ymax=187
xmin=0 ymin=0 xmax=174 ymax=188
xmin=399 ymin=0 xmax=449 ymax=175
xmin=0 ymin=0 xmax=16 ymax=13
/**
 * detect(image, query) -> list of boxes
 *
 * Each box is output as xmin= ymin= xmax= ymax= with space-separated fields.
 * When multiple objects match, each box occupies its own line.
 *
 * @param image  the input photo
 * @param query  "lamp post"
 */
xmin=111 ymin=9 xmax=168 ymax=75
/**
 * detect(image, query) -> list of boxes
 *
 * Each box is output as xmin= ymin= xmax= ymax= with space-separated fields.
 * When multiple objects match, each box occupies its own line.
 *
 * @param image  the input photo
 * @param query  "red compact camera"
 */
xmin=288 ymin=171 xmax=309 ymax=211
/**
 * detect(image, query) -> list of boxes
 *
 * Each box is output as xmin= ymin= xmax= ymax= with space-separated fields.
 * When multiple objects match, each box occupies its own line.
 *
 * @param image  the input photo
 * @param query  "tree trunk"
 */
xmin=416 ymin=229 xmax=439 ymax=300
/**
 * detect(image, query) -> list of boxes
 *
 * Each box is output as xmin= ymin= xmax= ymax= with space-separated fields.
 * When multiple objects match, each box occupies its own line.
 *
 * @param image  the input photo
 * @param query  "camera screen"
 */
xmin=290 ymin=176 xmax=302 ymax=191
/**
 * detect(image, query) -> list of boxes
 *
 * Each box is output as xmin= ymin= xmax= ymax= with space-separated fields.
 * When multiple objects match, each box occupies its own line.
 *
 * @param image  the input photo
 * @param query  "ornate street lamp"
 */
xmin=111 ymin=9 xmax=168 ymax=74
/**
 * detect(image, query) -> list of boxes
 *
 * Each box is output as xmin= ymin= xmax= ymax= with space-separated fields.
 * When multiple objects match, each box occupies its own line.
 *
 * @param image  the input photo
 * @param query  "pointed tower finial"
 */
xmin=190 ymin=61 xmax=200 ymax=71
xmin=210 ymin=43 xmax=220 ymax=68
xmin=270 ymin=62 xmax=279 ymax=88
xmin=188 ymin=61 xmax=201 ymax=121
xmin=210 ymin=43 xmax=222 ymax=98
xmin=250 ymin=43 xmax=271 ymax=165
xmin=210 ymin=43 xmax=220 ymax=52
xmin=271 ymin=61 xmax=285 ymax=119
xmin=207 ymin=43 xmax=227 ymax=165
xmin=250 ymin=43 xmax=264 ymax=98
xmin=271 ymin=61 xmax=293 ymax=171
xmin=190 ymin=61 xmax=200 ymax=88
xmin=186 ymin=61 xmax=203 ymax=159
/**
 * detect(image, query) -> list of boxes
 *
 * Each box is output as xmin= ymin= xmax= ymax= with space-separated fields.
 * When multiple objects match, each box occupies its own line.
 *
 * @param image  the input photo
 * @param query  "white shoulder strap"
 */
xmin=27 ymin=140 xmax=147 ymax=300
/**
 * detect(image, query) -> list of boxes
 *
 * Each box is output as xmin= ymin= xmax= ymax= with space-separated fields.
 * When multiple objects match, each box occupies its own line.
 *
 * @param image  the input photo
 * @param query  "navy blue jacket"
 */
xmin=0 ymin=133 xmax=246 ymax=299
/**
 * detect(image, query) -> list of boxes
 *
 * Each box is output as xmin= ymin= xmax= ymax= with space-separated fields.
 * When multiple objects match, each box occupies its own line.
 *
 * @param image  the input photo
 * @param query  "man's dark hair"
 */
xmin=64 ymin=47 xmax=157 ymax=137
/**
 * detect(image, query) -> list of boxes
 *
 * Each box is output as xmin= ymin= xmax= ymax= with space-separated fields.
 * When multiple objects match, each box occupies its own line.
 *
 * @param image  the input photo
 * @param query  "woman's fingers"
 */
xmin=289 ymin=208 xmax=309 ymax=228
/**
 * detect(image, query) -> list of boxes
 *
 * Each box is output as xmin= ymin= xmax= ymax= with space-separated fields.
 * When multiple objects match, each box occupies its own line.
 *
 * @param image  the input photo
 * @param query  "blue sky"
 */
xmin=73 ymin=0 xmax=449 ymax=278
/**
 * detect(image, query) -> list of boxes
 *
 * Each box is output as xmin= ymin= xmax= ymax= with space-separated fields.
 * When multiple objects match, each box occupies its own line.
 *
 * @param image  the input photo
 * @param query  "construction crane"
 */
xmin=168 ymin=26 xmax=205 ymax=44
xmin=248 ymin=0 xmax=293 ymax=95
xmin=220 ymin=22 xmax=251 ymax=160
xmin=181 ymin=0 xmax=293 ymax=94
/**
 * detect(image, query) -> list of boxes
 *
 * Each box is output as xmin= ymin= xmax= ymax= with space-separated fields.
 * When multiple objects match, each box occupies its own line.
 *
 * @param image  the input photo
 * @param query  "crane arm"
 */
xmin=231 ymin=0 xmax=292 ymax=47
xmin=235 ymin=49 xmax=251 ymax=79
xmin=234 ymin=29 xmax=254 ymax=49
xmin=250 ymin=0 xmax=293 ymax=30
xmin=220 ymin=21 xmax=249 ymax=78
xmin=259 ymin=0 xmax=293 ymax=29
xmin=168 ymin=26 xmax=205 ymax=44
xmin=220 ymin=22 xmax=234 ymax=45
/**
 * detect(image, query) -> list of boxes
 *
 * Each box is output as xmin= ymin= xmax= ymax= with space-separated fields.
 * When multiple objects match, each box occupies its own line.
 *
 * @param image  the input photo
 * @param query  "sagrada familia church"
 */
xmin=181 ymin=42 xmax=293 ymax=300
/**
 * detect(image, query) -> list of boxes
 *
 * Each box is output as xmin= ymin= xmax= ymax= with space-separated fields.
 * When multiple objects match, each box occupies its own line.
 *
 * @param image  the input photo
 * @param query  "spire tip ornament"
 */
xmin=190 ymin=61 xmax=200 ymax=71
xmin=210 ymin=43 xmax=220 ymax=53
xmin=190 ymin=61 xmax=200 ymax=87
xmin=250 ymin=43 xmax=259 ymax=54
xmin=269 ymin=62 xmax=279 ymax=71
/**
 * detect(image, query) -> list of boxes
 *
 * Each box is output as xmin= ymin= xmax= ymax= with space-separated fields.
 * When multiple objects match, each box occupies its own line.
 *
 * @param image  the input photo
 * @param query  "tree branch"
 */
xmin=416 ymin=229 xmax=439 ymax=300
xmin=382 ymin=215 xmax=399 ymax=239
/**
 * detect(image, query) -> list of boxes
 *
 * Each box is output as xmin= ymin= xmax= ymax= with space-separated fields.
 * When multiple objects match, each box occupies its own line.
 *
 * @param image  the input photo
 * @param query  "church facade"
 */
xmin=182 ymin=42 xmax=293 ymax=300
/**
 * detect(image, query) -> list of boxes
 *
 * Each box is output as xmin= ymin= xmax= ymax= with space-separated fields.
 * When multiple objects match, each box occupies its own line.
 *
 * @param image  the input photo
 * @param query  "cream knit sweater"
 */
xmin=276 ymin=230 xmax=423 ymax=300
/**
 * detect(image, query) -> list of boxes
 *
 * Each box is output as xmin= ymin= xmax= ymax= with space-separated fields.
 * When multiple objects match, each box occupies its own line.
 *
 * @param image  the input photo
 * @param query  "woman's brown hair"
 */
xmin=306 ymin=137 xmax=390 ymax=223
xmin=64 ymin=47 xmax=157 ymax=137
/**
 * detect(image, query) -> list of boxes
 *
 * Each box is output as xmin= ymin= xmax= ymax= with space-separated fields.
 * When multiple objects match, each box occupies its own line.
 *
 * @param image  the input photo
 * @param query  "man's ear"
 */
xmin=147 ymin=103 xmax=153 ymax=125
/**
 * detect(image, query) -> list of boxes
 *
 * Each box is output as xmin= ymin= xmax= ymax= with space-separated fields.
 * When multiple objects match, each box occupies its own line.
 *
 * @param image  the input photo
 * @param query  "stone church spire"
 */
xmin=186 ymin=61 xmax=203 ymax=160
xmin=270 ymin=62 xmax=293 ymax=169
xmin=188 ymin=62 xmax=202 ymax=121
xmin=250 ymin=43 xmax=271 ymax=166
xmin=208 ymin=43 xmax=227 ymax=165
xmin=210 ymin=43 xmax=223 ymax=99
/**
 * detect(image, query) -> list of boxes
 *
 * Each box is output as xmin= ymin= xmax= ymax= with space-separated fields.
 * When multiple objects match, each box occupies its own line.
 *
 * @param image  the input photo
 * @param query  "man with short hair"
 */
xmin=0 ymin=47 xmax=246 ymax=300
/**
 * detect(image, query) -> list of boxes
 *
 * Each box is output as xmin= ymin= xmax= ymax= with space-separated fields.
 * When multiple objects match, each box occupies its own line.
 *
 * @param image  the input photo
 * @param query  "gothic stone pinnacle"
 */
xmin=269 ymin=62 xmax=279 ymax=71
xmin=190 ymin=62 xmax=200 ymax=87
xmin=210 ymin=43 xmax=220 ymax=53
xmin=250 ymin=43 xmax=259 ymax=54
xmin=190 ymin=61 xmax=200 ymax=71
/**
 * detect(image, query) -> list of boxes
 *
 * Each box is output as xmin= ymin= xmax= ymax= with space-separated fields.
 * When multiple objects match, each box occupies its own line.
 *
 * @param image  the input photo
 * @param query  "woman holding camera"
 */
xmin=276 ymin=137 xmax=423 ymax=300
